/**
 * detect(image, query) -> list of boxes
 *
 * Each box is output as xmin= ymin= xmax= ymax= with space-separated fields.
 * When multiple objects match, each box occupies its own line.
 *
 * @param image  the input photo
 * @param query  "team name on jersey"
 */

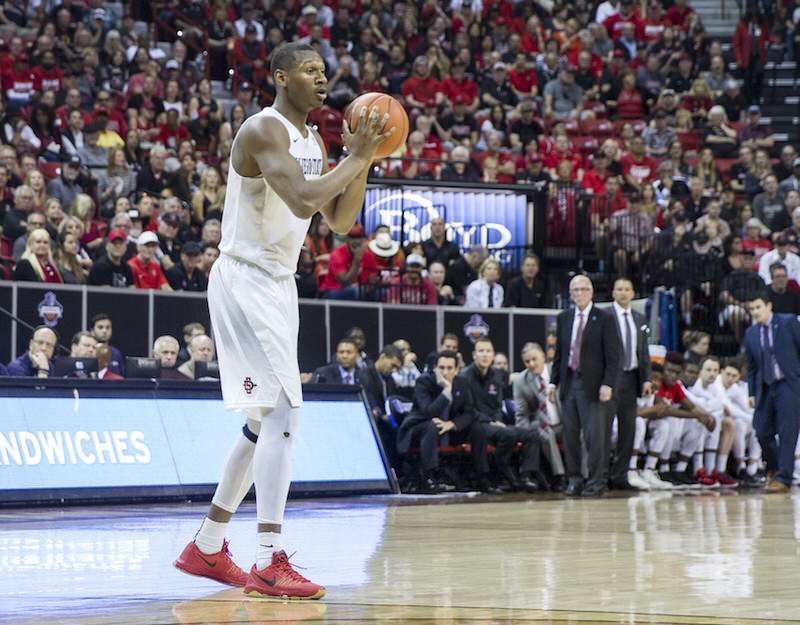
xmin=295 ymin=156 xmax=323 ymax=176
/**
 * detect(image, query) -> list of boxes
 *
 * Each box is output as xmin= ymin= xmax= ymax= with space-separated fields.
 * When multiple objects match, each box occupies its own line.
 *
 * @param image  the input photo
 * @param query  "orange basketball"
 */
xmin=344 ymin=92 xmax=409 ymax=160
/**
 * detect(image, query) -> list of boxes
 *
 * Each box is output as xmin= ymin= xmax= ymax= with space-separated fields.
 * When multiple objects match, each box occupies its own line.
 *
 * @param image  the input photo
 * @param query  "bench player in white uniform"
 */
xmin=719 ymin=357 xmax=765 ymax=487
xmin=174 ymin=42 xmax=390 ymax=599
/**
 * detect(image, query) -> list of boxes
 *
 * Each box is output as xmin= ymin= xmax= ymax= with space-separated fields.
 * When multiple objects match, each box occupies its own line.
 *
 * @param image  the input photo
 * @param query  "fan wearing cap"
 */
xmin=164 ymin=241 xmax=207 ymax=292
xmin=438 ymin=95 xmax=479 ymax=148
xmin=127 ymin=230 xmax=172 ymax=291
xmin=155 ymin=211 xmax=184 ymax=271
xmin=234 ymin=3 xmax=265 ymax=40
xmin=440 ymin=58 xmax=479 ymax=111
xmin=232 ymin=23 xmax=268 ymax=87
xmin=367 ymin=226 xmax=403 ymax=281
xmin=737 ymin=105 xmax=774 ymax=151
xmin=45 ymin=154 xmax=85 ymax=210
xmin=480 ymin=61 xmax=518 ymax=111
xmin=156 ymin=109 xmax=191 ymax=150
xmin=401 ymin=56 xmax=443 ymax=111
xmin=543 ymin=63 xmax=583 ymax=120
xmin=88 ymin=228 xmax=136 ymax=288
xmin=516 ymin=152 xmax=551 ymax=189
xmin=720 ymin=247 xmax=766 ymax=343
xmin=2 ymin=52 xmax=36 ymax=105
xmin=388 ymin=253 xmax=437 ymax=305
xmin=92 ymin=100 xmax=126 ymax=148
xmin=318 ymin=224 xmax=379 ymax=298
xmin=76 ymin=123 xmax=109 ymax=174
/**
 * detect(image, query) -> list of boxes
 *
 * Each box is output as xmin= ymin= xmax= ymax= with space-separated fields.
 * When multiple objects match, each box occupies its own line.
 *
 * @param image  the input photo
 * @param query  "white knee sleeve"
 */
xmin=679 ymin=420 xmax=704 ymax=457
xmin=703 ymin=416 xmax=721 ymax=451
xmin=254 ymin=391 xmax=300 ymax=526
xmin=648 ymin=419 xmax=671 ymax=456
xmin=633 ymin=417 xmax=647 ymax=454
xmin=732 ymin=418 xmax=747 ymax=459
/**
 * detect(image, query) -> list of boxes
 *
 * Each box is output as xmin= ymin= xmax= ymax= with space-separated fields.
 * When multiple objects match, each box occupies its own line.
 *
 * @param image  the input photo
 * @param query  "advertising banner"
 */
xmin=363 ymin=187 xmax=528 ymax=268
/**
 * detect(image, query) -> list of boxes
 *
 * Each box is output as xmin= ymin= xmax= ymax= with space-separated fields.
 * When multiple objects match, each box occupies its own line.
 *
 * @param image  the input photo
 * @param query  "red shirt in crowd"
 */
xmin=401 ymin=75 xmax=442 ymax=104
xmin=682 ymin=96 xmax=715 ymax=116
xmin=388 ymin=274 xmax=438 ymax=305
xmin=616 ymin=88 xmax=645 ymax=119
xmin=621 ymin=153 xmax=656 ymax=185
xmin=742 ymin=237 xmax=773 ymax=260
xmin=2 ymin=68 xmax=36 ymax=101
xmin=665 ymin=4 xmax=694 ymax=30
xmin=440 ymin=76 xmax=479 ymax=106
xmin=582 ymin=168 xmax=611 ymax=194
xmin=32 ymin=65 xmax=64 ymax=93
xmin=642 ymin=17 xmax=666 ymax=42
xmin=401 ymin=146 xmax=442 ymax=178
xmin=55 ymin=106 xmax=93 ymax=129
xmin=508 ymin=67 xmax=538 ymax=94
xmin=318 ymin=243 xmax=379 ymax=291
xmin=156 ymin=123 xmax=191 ymax=150
xmin=128 ymin=256 xmax=169 ymax=290
xmin=603 ymin=13 xmax=644 ymax=40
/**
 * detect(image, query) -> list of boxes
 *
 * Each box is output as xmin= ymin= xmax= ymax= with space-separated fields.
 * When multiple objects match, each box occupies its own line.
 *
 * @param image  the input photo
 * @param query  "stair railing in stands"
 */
xmin=150 ymin=1 xmax=211 ymax=80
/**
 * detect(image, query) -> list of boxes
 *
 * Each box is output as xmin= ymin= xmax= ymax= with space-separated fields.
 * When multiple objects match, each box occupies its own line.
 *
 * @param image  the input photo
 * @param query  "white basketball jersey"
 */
xmin=219 ymin=107 xmax=323 ymax=277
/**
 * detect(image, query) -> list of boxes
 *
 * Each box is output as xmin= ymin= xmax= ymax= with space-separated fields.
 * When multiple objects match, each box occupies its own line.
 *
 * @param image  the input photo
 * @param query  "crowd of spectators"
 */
xmin=0 ymin=0 xmax=798 ymax=355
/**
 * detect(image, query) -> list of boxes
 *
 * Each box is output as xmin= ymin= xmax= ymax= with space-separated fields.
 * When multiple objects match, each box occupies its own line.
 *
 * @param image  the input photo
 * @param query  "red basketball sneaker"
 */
xmin=174 ymin=540 xmax=249 ymax=587
xmin=244 ymin=551 xmax=326 ymax=600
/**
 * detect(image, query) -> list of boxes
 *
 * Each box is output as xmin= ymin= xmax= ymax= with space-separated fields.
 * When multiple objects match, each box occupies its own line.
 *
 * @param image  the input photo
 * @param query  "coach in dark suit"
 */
xmin=607 ymin=277 xmax=652 ymax=490
xmin=745 ymin=293 xmax=800 ymax=493
xmin=547 ymin=275 xmax=621 ymax=497
xmin=397 ymin=351 xmax=491 ymax=493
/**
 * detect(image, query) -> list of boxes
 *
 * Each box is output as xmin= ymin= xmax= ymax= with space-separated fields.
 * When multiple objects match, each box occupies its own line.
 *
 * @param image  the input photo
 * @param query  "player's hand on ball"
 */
xmin=342 ymin=106 xmax=394 ymax=161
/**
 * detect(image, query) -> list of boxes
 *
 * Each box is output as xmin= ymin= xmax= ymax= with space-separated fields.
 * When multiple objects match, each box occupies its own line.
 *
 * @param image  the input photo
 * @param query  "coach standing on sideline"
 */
xmin=608 ymin=277 xmax=652 ymax=490
xmin=745 ymin=293 xmax=800 ymax=493
xmin=547 ymin=275 xmax=621 ymax=497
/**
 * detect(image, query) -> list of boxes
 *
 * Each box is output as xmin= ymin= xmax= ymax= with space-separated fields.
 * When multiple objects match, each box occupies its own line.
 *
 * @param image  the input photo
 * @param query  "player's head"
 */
xmin=698 ymin=355 xmax=720 ymax=385
xmin=439 ymin=332 xmax=459 ymax=352
xmin=720 ymin=356 xmax=741 ymax=388
xmin=662 ymin=351 xmax=684 ymax=386
xmin=270 ymin=42 xmax=326 ymax=108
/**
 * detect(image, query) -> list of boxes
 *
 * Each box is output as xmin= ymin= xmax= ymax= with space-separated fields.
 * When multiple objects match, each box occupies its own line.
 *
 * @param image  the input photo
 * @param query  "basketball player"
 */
xmin=174 ymin=42 xmax=391 ymax=599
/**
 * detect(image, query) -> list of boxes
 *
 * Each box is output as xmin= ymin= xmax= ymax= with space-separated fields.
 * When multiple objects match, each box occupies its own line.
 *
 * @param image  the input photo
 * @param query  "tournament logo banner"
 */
xmin=363 ymin=187 xmax=528 ymax=268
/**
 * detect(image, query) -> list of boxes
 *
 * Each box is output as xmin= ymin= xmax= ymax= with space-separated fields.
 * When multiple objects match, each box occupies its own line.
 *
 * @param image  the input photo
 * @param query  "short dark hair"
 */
xmin=90 ymin=313 xmax=111 ymax=328
xmin=614 ymin=276 xmax=634 ymax=290
xmin=664 ymin=350 xmax=685 ymax=366
xmin=270 ymin=42 xmax=317 ymax=76
xmin=71 ymin=330 xmax=94 ymax=346
xmin=748 ymin=292 xmax=770 ymax=305
xmin=336 ymin=338 xmax=358 ymax=350
xmin=699 ymin=354 xmax=719 ymax=368
xmin=522 ymin=251 xmax=540 ymax=264
xmin=473 ymin=337 xmax=494 ymax=350
xmin=439 ymin=332 xmax=459 ymax=346
xmin=721 ymin=356 xmax=742 ymax=370
xmin=769 ymin=261 xmax=788 ymax=278
xmin=436 ymin=350 xmax=459 ymax=366
xmin=380 ymin=344 xmax=403 ymax=362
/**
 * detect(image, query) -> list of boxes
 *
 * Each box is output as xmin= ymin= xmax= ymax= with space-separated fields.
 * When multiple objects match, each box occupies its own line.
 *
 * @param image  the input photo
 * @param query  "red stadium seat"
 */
xmin=580 ymin=118 xmax=614 ymax=140
xmin=545 ymin=118 xmax=580 ymax=136
xmin=716 ymin=158 xmax=738 ymax=182
xmin=1 ymin=235 xmax=12 ymax=259
xmin=575 ymin=136 xmax=600 ymax=160
xmin=676 ymin=130 xmax=702 ymax=154
xmin=613 ymin=119 xmax=646 ymax=135
xmin=38 ymin=162 xmax=61 ymax=180
xmin=587 ymin=102 xmax=608 ymax=119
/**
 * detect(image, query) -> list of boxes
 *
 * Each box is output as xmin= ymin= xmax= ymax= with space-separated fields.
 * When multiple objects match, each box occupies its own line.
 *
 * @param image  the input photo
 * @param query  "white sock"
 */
xmin=737 ymin=460 xmax=746 ymax=473
xmin=716 ymin=453 xmax=728 ymax=474
xmin=195 ymin=518 xmax=227 ymax=555
xmin=257 ymin=531 xmax=282 ymax=569
xmin=629 ymin=454 xmax=639 ymax=471
xmin=675 ymin=460 xmax=688 ymax=473
xmin=658 ymin=461 xmax=670 ymax=473
xmin=746 ymin=462 xmax=758 ymax=476
xmin=705 ymin=451 xmax=716 ymax=472
xmin=645 ymin=456 xmax=658 ymax=470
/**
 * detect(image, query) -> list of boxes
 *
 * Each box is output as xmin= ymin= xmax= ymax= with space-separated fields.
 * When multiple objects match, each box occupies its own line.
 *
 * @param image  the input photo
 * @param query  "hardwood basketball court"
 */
xmin=2 ymin=491 xmax=799 ymax=625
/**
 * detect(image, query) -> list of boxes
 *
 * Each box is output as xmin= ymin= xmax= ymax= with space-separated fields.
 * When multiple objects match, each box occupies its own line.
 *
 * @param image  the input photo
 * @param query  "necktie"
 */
xmin=623 ymin=311 xmax=633 ymax=370
xmin=761 ymin=324 xmax=775 ymax=385
xmin=345 ymin=372 xmax=353 ymax=385
xmin=569 ymin=311 xmax=584 ymax=371
xmin=488 ymin=283 xmax=495 ymax=308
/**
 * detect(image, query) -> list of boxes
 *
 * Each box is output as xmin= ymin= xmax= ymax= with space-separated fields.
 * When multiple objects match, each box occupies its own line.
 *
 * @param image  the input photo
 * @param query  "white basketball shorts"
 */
xmin=208 ymin=254 xmax=302 ymax=415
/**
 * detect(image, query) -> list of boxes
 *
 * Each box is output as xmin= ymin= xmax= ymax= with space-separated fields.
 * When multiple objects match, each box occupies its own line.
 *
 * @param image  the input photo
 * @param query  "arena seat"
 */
xmin=614 ymin=119 xmax=646 ymax=135
xmin=575 ymin=135 xmax=600 ymax=160
xmin=580 ymin=118 xmax=614 ymax=140
xmin=38 ymin=161 xmax=61 ymax=180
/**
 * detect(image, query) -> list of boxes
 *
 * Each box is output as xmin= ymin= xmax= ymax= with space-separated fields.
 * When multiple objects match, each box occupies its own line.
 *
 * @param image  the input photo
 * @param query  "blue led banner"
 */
xmin=363 ymin=187 xmax=528 ymax=267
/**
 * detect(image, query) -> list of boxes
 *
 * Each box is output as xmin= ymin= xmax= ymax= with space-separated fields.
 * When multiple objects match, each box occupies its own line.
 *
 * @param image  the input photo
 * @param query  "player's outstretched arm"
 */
xmin=241 ymin=107 xmax=389 ymax=227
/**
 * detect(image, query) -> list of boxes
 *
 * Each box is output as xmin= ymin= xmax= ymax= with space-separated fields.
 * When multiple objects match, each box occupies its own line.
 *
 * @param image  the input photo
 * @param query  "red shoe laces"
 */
xmin=275 ymin=551 xmax=311 ymax=583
